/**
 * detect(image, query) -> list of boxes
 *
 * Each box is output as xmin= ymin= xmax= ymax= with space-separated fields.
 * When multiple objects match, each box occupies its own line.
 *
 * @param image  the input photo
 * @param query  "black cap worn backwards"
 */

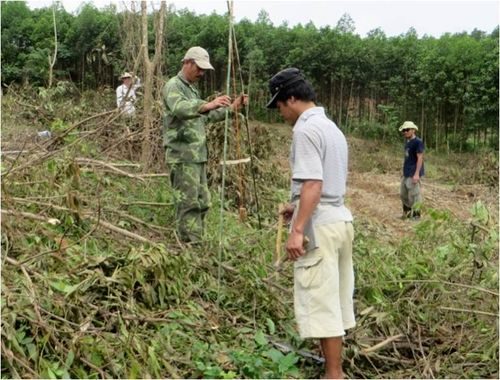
xmin=266 ymin=67 xmax=305 ymax=109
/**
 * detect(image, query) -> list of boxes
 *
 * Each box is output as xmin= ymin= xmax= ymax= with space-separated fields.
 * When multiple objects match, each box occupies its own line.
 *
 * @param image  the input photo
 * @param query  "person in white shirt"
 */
xmin=116 ymin=72 xmax=141 ymax=116
xmin=267 ymin=67 xmax=355 ymax=379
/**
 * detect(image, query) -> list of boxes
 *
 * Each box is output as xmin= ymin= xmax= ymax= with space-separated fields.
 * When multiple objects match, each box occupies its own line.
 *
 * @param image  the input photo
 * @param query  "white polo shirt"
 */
xmin=290 ymin=106 xmax=353 ymax=225
xmin=116 ymin=78 xmax=141 ymax=116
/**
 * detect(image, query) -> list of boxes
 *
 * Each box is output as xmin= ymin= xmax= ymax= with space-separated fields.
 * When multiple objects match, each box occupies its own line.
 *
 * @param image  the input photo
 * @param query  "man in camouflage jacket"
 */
xmin=162 ymin=46 xmax=247 ymax=243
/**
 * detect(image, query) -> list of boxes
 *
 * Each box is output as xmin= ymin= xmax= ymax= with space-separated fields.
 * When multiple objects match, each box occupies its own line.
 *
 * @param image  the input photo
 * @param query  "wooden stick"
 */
xmin=88 ymin=216 xmax=156 ymax=244
xmin=76 ymin=157 xmax=145 ymax=182
xmin=138 ymin=173 xmax=169 ymax=178
xmin=1 ymin=209 xmax=60 ymax=224
xmin=1 ymin=150 xmax=32 ymax=155
xmin=105 ymin=208 xmax=172 ymax=232
xmin=378 ymin=279 xmax=498 ymax=297
xmin=122 ymin=201 xmax=173 ymax=207
xmin=360 ymin=334 xmax=405 ymax=354
xmin=273 ymin=235 xmax=309 ymax=272
xmin=275 ymin=203 xmax=284 ymax=268
xmin=439 ymin=306 xmax=498 ymax=317
xmin=219 ymin=157 xmax=251 ymax=165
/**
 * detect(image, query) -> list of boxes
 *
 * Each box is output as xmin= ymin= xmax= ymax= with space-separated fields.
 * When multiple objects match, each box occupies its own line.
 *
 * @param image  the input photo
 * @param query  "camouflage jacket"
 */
xmin=162 ymin=71 xmax=229 ymax=163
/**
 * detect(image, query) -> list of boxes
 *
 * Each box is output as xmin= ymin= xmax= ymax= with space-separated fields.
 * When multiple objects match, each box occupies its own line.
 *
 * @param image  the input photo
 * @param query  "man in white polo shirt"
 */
xmin=267 ymin=68 xmax=355 ymax=379
xmin=116 ymin=72 xmax=141 ymax=116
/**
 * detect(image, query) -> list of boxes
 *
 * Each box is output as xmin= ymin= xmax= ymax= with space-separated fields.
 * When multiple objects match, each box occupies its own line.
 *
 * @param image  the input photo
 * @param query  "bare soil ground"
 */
xmin=347 ymin=170 xmax=498 ymax=241
xmin=265 ymin=123 xmax=498 ymax=240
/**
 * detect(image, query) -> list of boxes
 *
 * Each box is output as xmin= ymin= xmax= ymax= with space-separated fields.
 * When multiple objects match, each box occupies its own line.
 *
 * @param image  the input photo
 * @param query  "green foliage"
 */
xmin=353 ymin=206 xmax=498 ymax=378
xmin=351 ymin=119 xmax=400 ymax=143
xmin=2 ymin=3 xmax=497 ymax=152
xmin=3 ymin=128 xmax=497 ymax=378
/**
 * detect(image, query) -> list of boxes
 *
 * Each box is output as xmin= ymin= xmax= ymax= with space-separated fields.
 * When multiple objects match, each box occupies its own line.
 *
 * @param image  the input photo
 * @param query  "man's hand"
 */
xmin=203 ymin=95 xmax=232 ymax=112
xmin=230 ymin=94 xmax=249 ymax=112
xmin=286 ymin=230 xmax=306 ymax=261
xmin=280 ymin=203 xmax=295 ymax=224
xmin=412 ymin=174 xmax=420 ymax=184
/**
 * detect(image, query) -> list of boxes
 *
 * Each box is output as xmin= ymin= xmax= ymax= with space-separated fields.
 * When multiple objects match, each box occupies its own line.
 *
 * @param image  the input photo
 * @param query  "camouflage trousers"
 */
xmin=168 ymin=162 xmax=211 ymax=243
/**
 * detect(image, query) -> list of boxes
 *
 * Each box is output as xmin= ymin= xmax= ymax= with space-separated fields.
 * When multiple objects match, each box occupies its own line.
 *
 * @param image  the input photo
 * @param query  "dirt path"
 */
xmin=347 ymin=170 xmax=498 ymax=241
xmin=263 ymin=123 xmax=497 ymax=241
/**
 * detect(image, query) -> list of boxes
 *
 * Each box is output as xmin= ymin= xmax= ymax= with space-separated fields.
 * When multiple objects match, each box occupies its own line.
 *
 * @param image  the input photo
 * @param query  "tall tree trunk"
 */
xmin=140 ymin=1 xmax=166 ymax=168
xmin=420 ymin=98 xmax=425 ymax=144
xmin=47 ymin=3 xmax=58 ymax=88
xmin=434 ymin=108 xmax=438 ymax=152
xmin=81 ymin=56 xmax=85 ymax=92
xmin=345 ymin=78 xmax=354 ymax=134
xmin=460 ymin=107 xmax=465 ymax=152
xmin=369 ymin=88 xmax=374 ymax=122
xmin=329 ymin=75 xmax=335 ymax=120
xmin=356 ymin=85 xmax=361 ymax=120
xmin=338 ymin=76 xmax=343 ymax=127
xmin=453 ymin=104 xmax=458 ymax=148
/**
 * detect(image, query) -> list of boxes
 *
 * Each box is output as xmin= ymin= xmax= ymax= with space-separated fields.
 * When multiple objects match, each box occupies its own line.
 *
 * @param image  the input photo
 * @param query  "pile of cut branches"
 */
xmin=2 ymin=87 xmax=498 ymax=378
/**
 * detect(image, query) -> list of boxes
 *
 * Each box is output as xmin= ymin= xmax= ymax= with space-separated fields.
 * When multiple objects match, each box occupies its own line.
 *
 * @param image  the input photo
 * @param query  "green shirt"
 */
xmin=162 ymin=71 xmax=228 ymax=163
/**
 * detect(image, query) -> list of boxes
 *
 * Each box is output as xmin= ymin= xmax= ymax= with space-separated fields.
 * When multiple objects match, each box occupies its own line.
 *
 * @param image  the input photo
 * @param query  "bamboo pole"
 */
xmin=274 ymin=203 xmax=284 ymax=268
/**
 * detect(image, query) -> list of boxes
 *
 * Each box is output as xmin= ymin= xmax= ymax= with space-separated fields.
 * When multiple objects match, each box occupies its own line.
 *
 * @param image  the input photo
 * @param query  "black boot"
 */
xmin=410 ymin=209 xmax=421 ymax=220
xmin=402 ymin=205 xmax=412 ymax=219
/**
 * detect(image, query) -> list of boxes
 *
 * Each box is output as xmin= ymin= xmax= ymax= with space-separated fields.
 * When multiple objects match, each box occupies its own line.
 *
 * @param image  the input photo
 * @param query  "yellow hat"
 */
xmin=398 ymin=121 xmax=418 ymax=132
xmin=120 ymin=72 xmax=133 ymax=79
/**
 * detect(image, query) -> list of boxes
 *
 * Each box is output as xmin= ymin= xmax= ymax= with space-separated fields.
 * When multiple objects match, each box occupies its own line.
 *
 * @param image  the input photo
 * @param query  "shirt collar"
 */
xmin=177 ymin=71 xmax=190 ymax=85
xmin=177 ymin=71 xmax=199 ymax=92
xmin=294 ymin=106 xmax=325 ymax=128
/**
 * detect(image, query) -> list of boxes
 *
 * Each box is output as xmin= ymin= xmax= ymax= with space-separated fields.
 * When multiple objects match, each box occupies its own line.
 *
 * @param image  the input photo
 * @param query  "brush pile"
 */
xmin=1 ymin=86 xmax=498 ymax=378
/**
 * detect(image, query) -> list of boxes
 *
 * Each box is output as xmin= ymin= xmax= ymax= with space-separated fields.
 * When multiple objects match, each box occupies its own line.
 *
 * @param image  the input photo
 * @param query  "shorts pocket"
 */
xmin=294 ymin=255 xmax=323 ymax=290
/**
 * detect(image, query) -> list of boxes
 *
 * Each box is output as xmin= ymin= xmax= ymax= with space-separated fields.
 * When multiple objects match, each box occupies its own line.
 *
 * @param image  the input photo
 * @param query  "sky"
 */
xmin=26 ymin=0 xmax=499 ymax=37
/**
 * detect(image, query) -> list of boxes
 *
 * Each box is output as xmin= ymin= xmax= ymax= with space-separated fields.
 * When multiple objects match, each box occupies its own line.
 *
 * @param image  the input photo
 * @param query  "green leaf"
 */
xmin=90 ymin=351 xmax=103 ymax=367
xmin=65 ymin=350 xmax=75 ymax=369
xmin=148 ymin=346 xmax=161 ymax=376
xmin=265 ymin=318 xmax=275 ymax=334
xmin=238 ymin=327 xmax=254 ymax=334
xmin=128 ymin=359 xmax=142 ymax=379
xmin=254 ymin=330 xmax=267 ymax=346
xmin=195 ymin=361 xmax=206 ymax=371
xmin=471 ymin=201 xmax=489 ymax=224
xmin=47 ymin=367 xmax=57 ymax=379
xmin=27 ymin=343 xmax=38 ymax=360
xmin=222 ymin=370 xmax=238 ymax=379
xmin=50 ymin=280 xmax=79 ymax=296
xmin=278 ymin=352 xmax=299 ymax=372
xmin=264 ymin=348 xmax=283 ymax=363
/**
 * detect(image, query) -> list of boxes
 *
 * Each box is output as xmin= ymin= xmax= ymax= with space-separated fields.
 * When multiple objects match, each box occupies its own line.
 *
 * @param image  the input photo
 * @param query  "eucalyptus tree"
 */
xmin=2 ymin=2 xmax=498 ymax=152
xmin=65 ymin=3 xmax=120 ymax=89
xmin=1 ymin=1 xmax=35 ymax=85
xmin=139 ymin=1 xmax=166 ymax=167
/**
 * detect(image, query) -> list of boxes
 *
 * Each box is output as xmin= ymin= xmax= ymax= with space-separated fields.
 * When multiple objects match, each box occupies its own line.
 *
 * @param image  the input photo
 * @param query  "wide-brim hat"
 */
xmin=182 ymin=46 xmax=214 ymax=70
xmin=398 ymin=121 xmax=418 ymax=132
xmin=120 ymin=72 xmax=133 ymax=79
xmin=266 ymin=67 xmax=304 ymax=108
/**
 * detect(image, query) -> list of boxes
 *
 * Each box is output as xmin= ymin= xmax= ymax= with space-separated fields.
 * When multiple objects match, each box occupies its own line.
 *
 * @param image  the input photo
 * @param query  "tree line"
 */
xmin=2 ymin=1 xmax=498 ymax=151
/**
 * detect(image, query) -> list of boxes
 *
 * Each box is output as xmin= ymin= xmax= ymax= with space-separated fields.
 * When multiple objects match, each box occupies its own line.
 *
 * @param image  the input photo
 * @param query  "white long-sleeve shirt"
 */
xmin=116 ymin=78 xmax=141 ymax=116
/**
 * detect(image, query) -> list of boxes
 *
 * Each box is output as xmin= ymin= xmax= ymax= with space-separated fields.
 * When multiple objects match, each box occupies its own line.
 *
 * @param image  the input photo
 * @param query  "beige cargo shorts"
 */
xmin=293 ymin=221 xmax=355 ymax=338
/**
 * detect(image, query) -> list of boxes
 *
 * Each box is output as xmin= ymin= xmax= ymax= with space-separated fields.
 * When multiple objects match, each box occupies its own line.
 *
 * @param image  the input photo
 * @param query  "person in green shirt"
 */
xmin=162 ymin=46 xmax=247 ymax=243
